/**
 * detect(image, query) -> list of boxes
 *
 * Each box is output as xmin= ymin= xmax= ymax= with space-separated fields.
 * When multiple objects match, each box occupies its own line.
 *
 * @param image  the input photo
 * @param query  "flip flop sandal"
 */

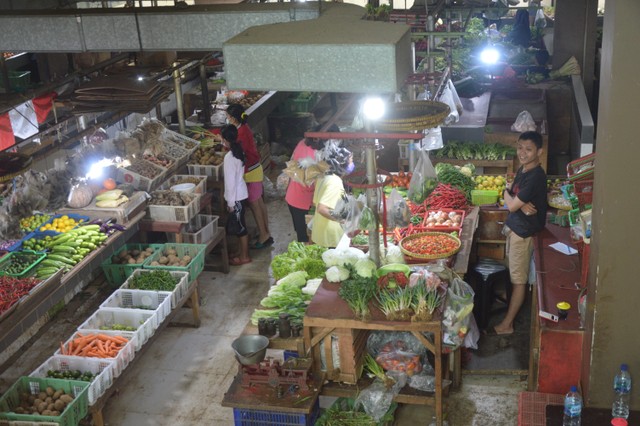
xmin=230 ymin=257 xmax=252 ymax=266
xmin=251 ymin=238 xmax=272 ymax=249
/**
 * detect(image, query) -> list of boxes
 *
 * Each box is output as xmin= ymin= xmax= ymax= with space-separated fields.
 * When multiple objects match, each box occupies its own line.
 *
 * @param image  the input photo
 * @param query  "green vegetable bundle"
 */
xmin=432 ymin=141 xmax=515 ymax=161
xmin=434 ymin=163 xmax=476 ymax=201
xmin=128 ymin=270 xmax=178 ymax=291
xmin=271 ymin=241 xmax=327 ymax=281
xmin=338 ymin=267 xmax=377 ymax=321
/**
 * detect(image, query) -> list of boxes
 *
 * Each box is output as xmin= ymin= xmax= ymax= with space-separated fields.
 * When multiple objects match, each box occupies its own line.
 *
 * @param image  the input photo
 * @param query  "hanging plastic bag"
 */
xmin=407 ymin=150 xmax=438 ymax=204
xmin=535 ymin=8 xmax=547 ymax=29
xmin=511 ymin=110 xmax=537 ymax=132
xmin=374 ymin=340 xmax=423 ymax=376
xmin=447 ymin=79 xmax=463 ymax=115
xmin=442 ymin=276 xmax=479 ymax=350
xmin=387 ymin=188 xmax=410 ymax=229
xmin=340 ymin=195 xmax=362 ymax=238
xmin=438 ymin=87 xmax=459 ymax=126
xmin=420 ymin=126 xmax=443 ymax=151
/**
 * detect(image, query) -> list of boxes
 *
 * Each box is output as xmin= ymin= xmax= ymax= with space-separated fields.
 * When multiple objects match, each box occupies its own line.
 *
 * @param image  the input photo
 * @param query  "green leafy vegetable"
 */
xmin=338 ymin=267 xmax=377 ymax=321
xmin=271 ymin=241 xmax=327 ymax=280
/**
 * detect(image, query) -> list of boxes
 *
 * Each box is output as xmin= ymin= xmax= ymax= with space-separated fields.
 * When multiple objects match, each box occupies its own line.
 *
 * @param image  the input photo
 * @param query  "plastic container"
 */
xmin=567 ymin=152 xmax=595 ymax=182
xmin=280 ymin=93 xmax=318 ymax=114
xmin=29 ymin=355 xmax=114 ymax=405
xmin=0 ymin=250 xmax=47 ymax=278
xmin=398 ymin=140 xmax=412 ymax=159
xmin=166 ymin=214 xmax=219 ymax=244
xmin=422 ymin=209 xmax=465 ymax=232
xmin=100 ymin=289 xmax=172 ymax=325
xmin=120 ymin=269 xmax=190 ymax=309
xmin=233 ymin=399 xmax=319 ymax=426
xmin=78 ymin=308 xmax=157 ymax=350
xmin=143 ymin=244 xmax=206 ymax=284
xmin=170 ymin=183 xmax=196 ymax=193
xmin=162 ymin=129 xmax=200 ymax=157
xmin=562 ymin=385 xmax=582 ymax=426
xmin=147 ymin=193 xmax=201 ymax=223
xmin=0 ymin=376 xmax=88 ymax=426
xmin=38 ymin=214 xmax=91 ymax=234
xmin=159 ymin=174 xmax=207 ymax=194
xmin=471 ymin=190 xmax=499 ymax=206
xmin=55 ymin=330 xmax=137 ymax=378
xmin=116 ymin=159 xmax=166 ymax=192
xmin=612 ymin=364 xmax=631 ymax=419
xmin=187 ymin=162 xmax=224 ymax=180
xmin=101 ymin=243 xmax=164 ymax=287
xmin=2 ymin=70 xmax=31 ymax=92
xmin=14 ymin=230 xmax=59 ymax=252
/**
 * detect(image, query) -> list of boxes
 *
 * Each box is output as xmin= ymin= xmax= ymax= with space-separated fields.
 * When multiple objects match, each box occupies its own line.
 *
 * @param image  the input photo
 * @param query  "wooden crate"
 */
xmin=307 ymin=327 xmax=369 ymax=384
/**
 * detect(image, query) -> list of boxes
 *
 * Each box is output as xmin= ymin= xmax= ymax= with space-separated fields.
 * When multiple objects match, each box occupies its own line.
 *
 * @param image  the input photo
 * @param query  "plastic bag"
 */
xmin=355 ymin=379 xmax=398 ymax=423
xmin=386 ymin=188 xmax=410 ymax=229
xmin=276 ymin=172 xmax=290 ymax=197
xmin=419 ymin=126 xmax=444 ymax=151
xmin=375 ymin=340 xmax=423 ymax=376
xmin=368 ymin=331 xmax=428 ymax=360
xmin=439 ymin=87 xmax=459 ymax=126
xmin=359 ymin=205 xmax=376 ymax=232
xmin=340 ymin=195 xmax=362 ymax=238
xmin=511 ymin=110 xmax=537 ymax=133
xmin=535 ymin=8 xmax=547 ymax=29
xmin=407 ymin=150 xmax=438 ymax=204
xmin=447 ymin=79 xmax=463 ymax=115
xmin=442 ymin=276 xmax=479 ymax=350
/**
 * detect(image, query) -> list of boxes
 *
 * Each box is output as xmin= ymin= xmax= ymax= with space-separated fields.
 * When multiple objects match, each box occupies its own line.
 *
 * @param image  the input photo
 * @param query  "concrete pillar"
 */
xmin=552 ymin=0 xmax=598 ymax=107
xmin=581 ymin=1 xmax=640 ymax=410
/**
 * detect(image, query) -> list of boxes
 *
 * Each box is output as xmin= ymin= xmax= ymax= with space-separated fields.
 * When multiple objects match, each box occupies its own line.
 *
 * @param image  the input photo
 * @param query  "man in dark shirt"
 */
xmin=492 ymin=131 xmax=547 ymax=335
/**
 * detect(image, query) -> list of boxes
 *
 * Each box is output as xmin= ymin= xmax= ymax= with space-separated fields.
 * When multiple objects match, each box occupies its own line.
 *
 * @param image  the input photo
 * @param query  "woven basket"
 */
xmin=377 ymin=101 xmax=450 ymax=131
xmin=399 ymin=231 xmax=461 ymax=260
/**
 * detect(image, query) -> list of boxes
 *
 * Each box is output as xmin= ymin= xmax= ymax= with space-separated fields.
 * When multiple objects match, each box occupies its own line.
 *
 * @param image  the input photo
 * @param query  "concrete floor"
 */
xmin=0 ymin=195 xmax=526 ymax=425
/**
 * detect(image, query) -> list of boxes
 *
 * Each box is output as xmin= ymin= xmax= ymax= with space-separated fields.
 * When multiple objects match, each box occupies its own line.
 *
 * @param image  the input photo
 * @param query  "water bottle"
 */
xmin=563 ymin=385 xmax=582 ymax=426
xmin=612 ymin=364 xmax=632 ymax=419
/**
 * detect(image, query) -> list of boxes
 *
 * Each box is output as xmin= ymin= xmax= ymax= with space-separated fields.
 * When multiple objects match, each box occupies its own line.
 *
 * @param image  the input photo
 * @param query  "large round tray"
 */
xmin=377 ymin=101 xmax=450 ymax=131
xmin=399 ymin=231 xmax=461 ymax=260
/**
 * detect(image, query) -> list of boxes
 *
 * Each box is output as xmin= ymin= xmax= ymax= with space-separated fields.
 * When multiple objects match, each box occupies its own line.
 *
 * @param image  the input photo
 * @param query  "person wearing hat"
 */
xmin=311 ymin=144 xmax=354 ymax=248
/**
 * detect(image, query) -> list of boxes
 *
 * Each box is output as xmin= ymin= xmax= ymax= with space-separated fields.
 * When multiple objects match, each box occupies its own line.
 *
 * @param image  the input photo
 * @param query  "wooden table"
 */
xmin=303 ymin=279 xmax=446 ymax=426
xmin=89 ymin=278 xmax=202 ymax=426
xmin=0 ymin=212 xmax=144 ymax=369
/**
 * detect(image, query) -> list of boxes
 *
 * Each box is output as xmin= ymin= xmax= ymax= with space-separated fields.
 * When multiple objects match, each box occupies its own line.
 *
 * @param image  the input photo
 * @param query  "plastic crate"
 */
xmin=29 ymin=356 xmax=114 ymax=406
xmin=159 ymin=174 xmax=207 ymax=194
xmin=162 ymin=129 xmax=200 ymax=157
xmin=116 ymin=160 xmax=166 ymax=192
xmin=567 ymin=153 xmax=595 ymax=182
xmin=143 ymin=244 xmax=206 ymax=284
xmin=0 ymin=376 xmax=88 ymax=426
xmin=78 ymin=308 xmax=157 ymax=351
xmin=120 ymin=269 xmax=190 ymax=309
xmin=55 ymin=330 xmax=137 ymax=378
xmin=0 ymin=250 xmax=47 ymax=278
xmin=233 ymin=399 xmax=319 ymax=426
xmin=279 ymin=93 xmax=318 ymax=114
xmin=100 ymin=289 xmax=172 ymax=325
xmin=471 ymin=190 xmax=499 ymax=206
xmin=1 ymin=71 xmax=31 ymax=92
xmin=147 ymin=193 xmax=201 ymax=223
xmin=166 ymin=215 xmax=218 ymax=244
xmin=101 ymin=243 xmax=164 ymax=287
xmin=160 ymin=140 xmax=191 ymax=168
xmin=187 ymin=162 xmax=224 ymax=180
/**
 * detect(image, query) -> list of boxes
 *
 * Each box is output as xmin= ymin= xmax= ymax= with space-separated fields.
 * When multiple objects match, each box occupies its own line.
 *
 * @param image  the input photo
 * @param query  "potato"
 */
xmin=15 ymin=407 xmax=25 ymax=414
xmin=150 ymin=261 xmax=160 ymax=266
xmin=45 ymin=396 xmax=53 ymax=404
xmin=179 ymin=260 xmax=189 ymax=267
xmin=34 ymin=398 xmax=43 ymax=407
xmin=38 ymin=392 xmax=47 ymax=401
xmin=158 ymin=256 xmax=168 ymax=265
xmin=59 ymin=394 xmax=73 ymax=404
xmin=53 ymin=390 xmax=62 ymax=400
xmin=136 ymin=256 xmax=145 ymax=263
xmin=45 ymin=387 xmax=55 ymax=397
xmin=166 ymin=249 xmax=177 ymax=256
xmin=28 ymin=394 xmax=36 ymax=404
xmin=42 ymin=409 xmax=53 ymax=416
xmin=145 ymin=247 xmax=154 ymax=253
xmin=167 ymin=254 xmax=177 ymax=263
xmin=47 ymin=403 xmax=55 ymax=411
xmin=127 ymin=258 xmax=137 ymax=264
xmin=37 ymin=402 xmax=48 ymax=413
xmin=131 ymin=249 xmax=140 ymax=257
xmin=119 ymin=250 xmax=129 ymax=258
xmin=54 ymin=399 xmax=65 ymax=411
xmin=51 ymin=410 xmax=60 ymax=416
xmin=182 ymin=255 xmax=191 ymax=263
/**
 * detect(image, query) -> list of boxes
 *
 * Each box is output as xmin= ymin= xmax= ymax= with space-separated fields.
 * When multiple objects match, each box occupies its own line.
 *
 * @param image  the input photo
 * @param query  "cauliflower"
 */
xmin=326 ymin=265 xmax=350 ymax=283
xmin=322 ymin=247 xmax=367 ymax=268
xmin=354 ymin=258 xmax=377 ymax=278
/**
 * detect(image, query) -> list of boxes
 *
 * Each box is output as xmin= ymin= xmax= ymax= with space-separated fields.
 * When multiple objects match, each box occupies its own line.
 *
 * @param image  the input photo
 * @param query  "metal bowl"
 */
xmin=231 ymin=335 xmax=269 ymax=365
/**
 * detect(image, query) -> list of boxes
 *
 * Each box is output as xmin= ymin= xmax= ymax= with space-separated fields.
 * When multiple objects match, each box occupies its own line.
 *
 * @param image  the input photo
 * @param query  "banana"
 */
xmin=96 ymin=195 xmax=129 ymax=208
xmin=95 ymin=189 xmax=124 ymax=201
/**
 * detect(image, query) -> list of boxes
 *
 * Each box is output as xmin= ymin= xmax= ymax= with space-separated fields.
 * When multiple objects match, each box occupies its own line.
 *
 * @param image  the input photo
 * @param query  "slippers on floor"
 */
xmin=483 ymin=327 xmax=514 ymax=336
xmin=230 ymin=257 xmax=252 ymax=266
xmin=251 ymin=237 xmax=274 ymax=250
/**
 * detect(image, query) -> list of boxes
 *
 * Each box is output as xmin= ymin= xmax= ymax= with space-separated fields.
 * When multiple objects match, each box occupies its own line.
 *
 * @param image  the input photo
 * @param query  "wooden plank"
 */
xmin=310 ymin=327 xmax=334 ymax=349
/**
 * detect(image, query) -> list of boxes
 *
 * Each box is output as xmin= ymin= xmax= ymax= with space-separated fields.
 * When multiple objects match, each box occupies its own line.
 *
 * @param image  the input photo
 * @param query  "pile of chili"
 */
xmin=401 ymin=233 xmax=460 ymax=258
xmin=0 ymin=276 xmax=41 ymax=315
xmin=424 ymin=183 xmax=469 ymax=210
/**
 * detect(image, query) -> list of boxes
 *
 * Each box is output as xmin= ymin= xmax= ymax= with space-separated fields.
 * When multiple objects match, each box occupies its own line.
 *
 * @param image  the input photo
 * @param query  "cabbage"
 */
xmin=261 ymin=271 xmax=310 ymax=308
xmin=326 ymin=265 xmax=350 ymax=282
xmin=302 ymin=278 xmax=323 ymax=296
xmin=380 ymin=243 xmax=405 ymax=265
xmin=354 ymin=258 xmax=377 ymax=278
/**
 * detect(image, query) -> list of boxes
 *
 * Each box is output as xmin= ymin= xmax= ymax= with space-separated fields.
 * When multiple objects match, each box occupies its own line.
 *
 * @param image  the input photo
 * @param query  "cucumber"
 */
xmin=51 ymin=245 xmax=77 ymax=255
xmin=36 ymin=267 xmax=60 ymax=275
xmin=47 ymin=254 xmax=76 ymax=265
xmin=81 ymin=242 xmax=97 ymax=250
xmin=39 ymin=259 xmax=66 ymax=268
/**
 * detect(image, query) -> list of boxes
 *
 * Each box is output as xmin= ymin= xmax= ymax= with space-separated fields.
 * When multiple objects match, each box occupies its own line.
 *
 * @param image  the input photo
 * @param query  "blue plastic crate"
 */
xmin=283 ymin=350 xmax=299 ymax=361
xmin=233 ymin=400 xmax=319 ymax=426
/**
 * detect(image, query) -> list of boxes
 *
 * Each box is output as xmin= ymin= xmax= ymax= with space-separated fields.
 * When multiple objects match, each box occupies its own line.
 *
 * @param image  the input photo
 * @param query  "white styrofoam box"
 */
xmin=116 ymin=160 xmax=166 ymax=192
xmin=78 ymin=308 xmax=156 ymax=351
xmin=158 ymin=174 xmax=207 ymax=194
xmin=55 ymin=330 xmax=137 ymax=378
xmin=187 ymin=162 xmax=223 ymax=180
xmin=166 ymin=214 xmax=218 ymax=244
xmin=99 ymin=289 xmax=172 ymax=327
xmin=30 ymin=355 xmax=114 ymax=405
xmin=120 ymin=269 xmax=190 ymax=309
xmin=147 ymin=193 xmax=201 ymax=223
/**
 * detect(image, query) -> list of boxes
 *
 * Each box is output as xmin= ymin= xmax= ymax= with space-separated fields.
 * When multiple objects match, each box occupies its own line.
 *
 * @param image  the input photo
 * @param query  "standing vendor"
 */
xmin=311 ymin=144 xmax=354 ymax=248
xmin=491 ymin=131 xmax=547 ymax=335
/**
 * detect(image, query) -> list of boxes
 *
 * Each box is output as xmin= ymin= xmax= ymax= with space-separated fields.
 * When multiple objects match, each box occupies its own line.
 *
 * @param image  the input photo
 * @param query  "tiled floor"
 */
xmin=0 ymin=197 xmax=526 ymax=425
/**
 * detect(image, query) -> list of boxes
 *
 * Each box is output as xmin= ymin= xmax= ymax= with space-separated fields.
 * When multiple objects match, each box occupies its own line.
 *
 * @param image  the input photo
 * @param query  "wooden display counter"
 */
xmin=529 ymin=223 xmax=584 ymax=394
xmin=0 ymin=212 xmax=144 ymax=367
xmin=304 ymin=279 xmax=446 ymax=426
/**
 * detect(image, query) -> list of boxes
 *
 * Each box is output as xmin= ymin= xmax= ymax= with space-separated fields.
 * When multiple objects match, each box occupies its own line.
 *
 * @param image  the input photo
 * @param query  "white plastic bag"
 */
xmin=447 ymin=79 xmax=463 ymax=115
xmin=535 ymin=8 xmax=547 ymax=29
xmin=438 ymin=87 xmax=459 ymax=126
xmin=511 ymin=110 xmax=537 ymax=133
xmin=420 ymin=126 xmax=443 ymax=151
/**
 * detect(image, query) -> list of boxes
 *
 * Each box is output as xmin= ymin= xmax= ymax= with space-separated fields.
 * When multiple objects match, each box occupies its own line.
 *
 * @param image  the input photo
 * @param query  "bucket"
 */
xmin=232 ymin=335 xmax=269 ymax=365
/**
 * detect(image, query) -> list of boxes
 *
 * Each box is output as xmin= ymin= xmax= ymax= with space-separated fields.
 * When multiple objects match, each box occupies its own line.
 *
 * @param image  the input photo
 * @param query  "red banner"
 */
xmin=0 ymin=113 xmax=15 ymax=151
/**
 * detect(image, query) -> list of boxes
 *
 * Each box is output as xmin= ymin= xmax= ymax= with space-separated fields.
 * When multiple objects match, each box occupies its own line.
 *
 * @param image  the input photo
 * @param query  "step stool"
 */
xmin=468 ymin=259 xmax=511 ymax=330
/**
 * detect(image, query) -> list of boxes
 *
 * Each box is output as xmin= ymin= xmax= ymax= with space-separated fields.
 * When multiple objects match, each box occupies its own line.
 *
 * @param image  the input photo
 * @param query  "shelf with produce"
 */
xmin=430 ymin=158 xmax=515 ymax=174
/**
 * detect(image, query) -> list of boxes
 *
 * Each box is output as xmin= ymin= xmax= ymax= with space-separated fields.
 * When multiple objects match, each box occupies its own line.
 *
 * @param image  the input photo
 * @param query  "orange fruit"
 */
xmin=103 ymin=178 xmax=117 ymax=190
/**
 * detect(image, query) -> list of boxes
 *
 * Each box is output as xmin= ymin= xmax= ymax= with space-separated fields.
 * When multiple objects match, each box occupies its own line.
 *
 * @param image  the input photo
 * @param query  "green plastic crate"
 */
xmin=0 ymin=250 xmax=46 ymax=278
xmin=101 ymin=244 xmax=165 ymax=287
xmin=471 ymin=190 xmax=499 ymax=206
xmin=281 ymin=93 xmax=318 ymax=113
xmin=143 ymin=243 xmax=206 ymax=283
xmin=0 ymin=376 xmax=89 ymax=426
xmin=0 ymin=71 xmax=31 ymax=92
